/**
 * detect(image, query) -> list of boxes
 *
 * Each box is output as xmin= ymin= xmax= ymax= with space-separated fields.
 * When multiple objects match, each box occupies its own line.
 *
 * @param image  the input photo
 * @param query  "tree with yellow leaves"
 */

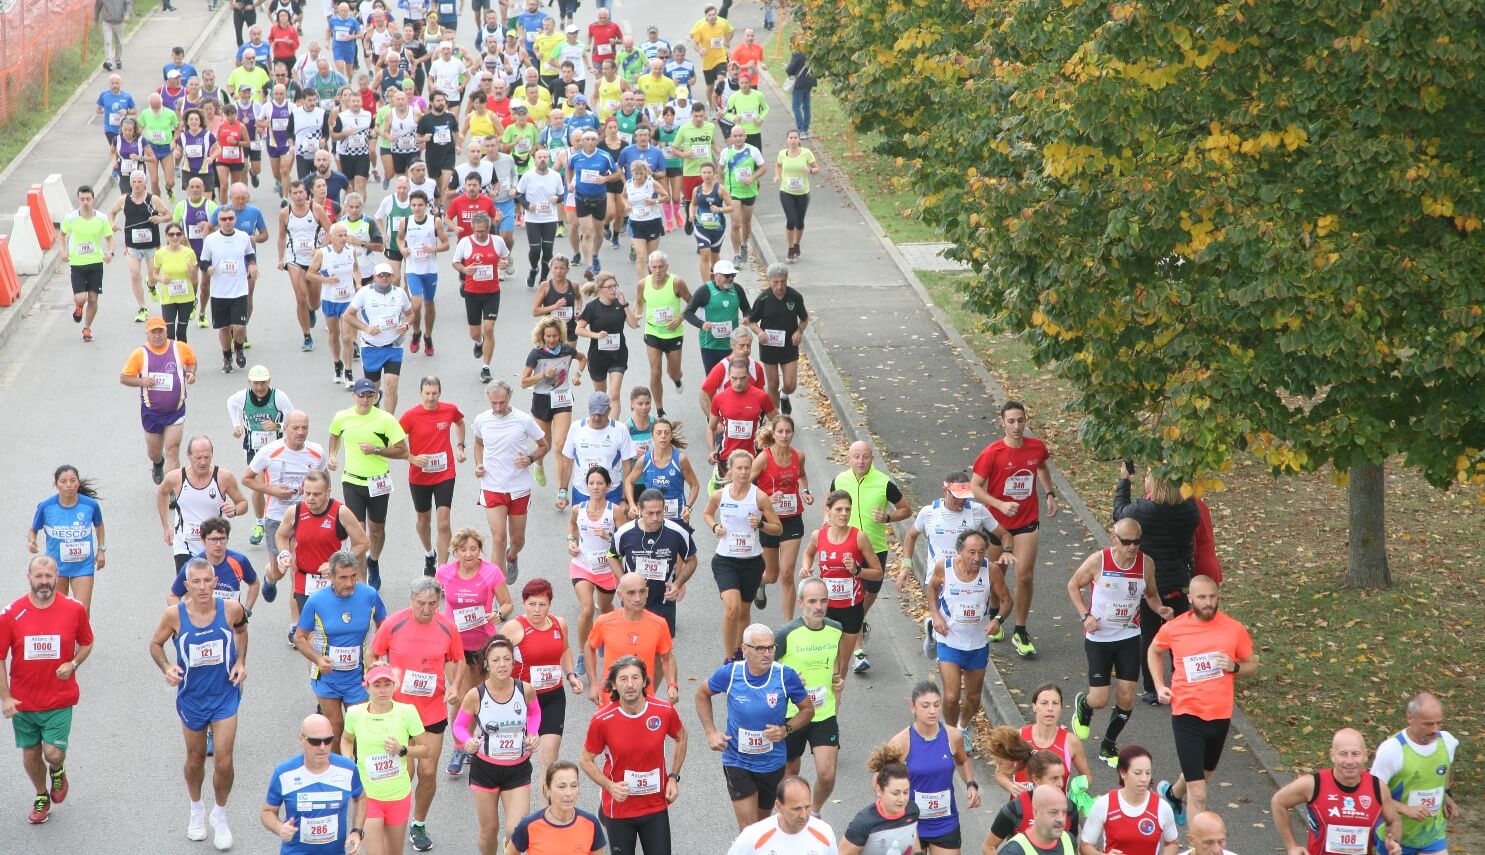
xmin=792 ymin=0 xmax=1485 ymax=585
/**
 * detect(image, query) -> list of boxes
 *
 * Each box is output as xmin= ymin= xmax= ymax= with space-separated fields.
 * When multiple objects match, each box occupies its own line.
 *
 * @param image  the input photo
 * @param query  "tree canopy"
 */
xmin=794 ymin=0 xmax=1485 ymax=502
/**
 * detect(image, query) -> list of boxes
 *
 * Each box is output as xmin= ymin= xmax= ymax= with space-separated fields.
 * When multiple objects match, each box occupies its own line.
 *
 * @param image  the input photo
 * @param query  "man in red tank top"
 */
xmin=271 ymin=470 xmax=369 ymax=634
xmin=1271 ymin=728 xmax=1403 ymax=855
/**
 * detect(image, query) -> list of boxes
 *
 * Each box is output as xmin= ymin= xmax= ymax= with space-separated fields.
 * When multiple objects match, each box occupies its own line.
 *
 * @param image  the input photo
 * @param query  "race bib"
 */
xmin=637 ymin=556 xmax=667 ymax=582
xmin=75 ymin=240 xmax=99 ymax=257
xmin=596 ymin=44 xmax=613 ymax=56
xmin=763 ymin=328 xmax=786 ymax=348
xmin=690 ymin=144 xmax=709 ymax=157
xmin=185 ymin=144 xmax=204 ymax=159
xmin=271 ymin=117 xmax=289 ymax=132
xmin=553 ymin=305 xmax=573 ymax=320
xmin=489 ymin=731 xmax=523 ymax=761
xmin=664 ymin=498 xmax=680 ymax=519
xmin=327 ymin=277 xmax=355 ymax=302
xmin=328 ymin=644 xmax=362 ymax=670
xmin=550 ymin=388 xmax=574 ymax=408
xmin=1182 ymin=651 xmax=1225 ymax=683
xmin=710 ymin=37 xmax=723 ymax=49
xmin=120 ymin=159 xmax=138 ymax=175
xmin=1407 ymin=787 xmax=1444 ymax=812
xmin=784 ymin=176 xmax=804 ymax=192
xmin=697 ymin=211 xmax=720 ymax=228
xmin=335 ymin=29 xmax=354 ymax=41
xmin=625 ymin=768 xmax=660 ymax=796
xmin=188 ymin=222 xmax=207 ymax=240
xmin=633 ymin=202 xmax=657 ymax=221
xmin=1003 ymin=472 xmax=1034 ymax=500
xmin=305 ymin=572 xmax=331 ymax=595
xmin=147 ymin=129 xmax=169 ymax=145
xmin=825 ymin=575 xmax=854 ymax=601
xmin=367 ymin=474 xmax=393 ymax=497
xmin=187 ymin=639 xmax=225 ymax=668
xmin=168 ymin=278 xmax=192 ymax=297
xmin=453 ymin=605 xmax=486 ymax=632
xmin=598 ymin=332 xmax=621 ymax=351
xmin=131 ymin=227 xmax=154 ymax=243
xmin=709 ymin=319 xmax=732 ymax=338
xmin=471 ymin=264 xmax=494 ymax=281
xmin=293 ymin=237 xmax=313 ymax=254
xmin=422 ymin=451 xmax=448 ymax=473
xmin=955 ymin=601 xmax=982 ymax=623
xmin=580 ymin=169 xmax=602 ymax=185
xmin=367 ymin=752 xmax=403 ymax=780
xmin=1102 ymin=597 xmax=1137 ymax=627
xmin=219 ymin=259 xmax=241 ymax=275
xmin=514 ymin=137 xmax=532 ymax=154
xmin=805 ymin=685 xmax=828 ymax=708
xmin=914 ymin=789 xmax=951 ymax=820
xmin=24 ymin=635 xmax=61 ymax=661
xmin=740 ymin=111 xmax=757 ymax=124
xmin=433 ymin=126 xmax=452 ymax=145
xmin=772 ymin=493 xmax=797 ymax=515
xmin=400 ymin=669 xmax=437 ymax=697
xmin=737 ymin=727 xmax=769 ymax=754
xmin=60 ymin=540 xmax=92 ymax=563
xmin=397 ymin=134 xmax=416 ymax=149
xmin=736 ymin=164 xmax=754 ymax=181
xmin=107 ymin=111 xmax=121 ymax=127
xmin=1325 ymin=825 xmax=1369 ymax=855
xmin=603 ymin=99 xmax=619 ymax=114
xmin=725 ymin=418 xmax=754 ymax=440
xmin=439 ymin=1 xmax=454 ymax=12
xmin=222 ymin=145 xmax=242 ymax=160
xmin=148 ymin=371 xmax=175 ymax=392
xmin=300 ymin=814 xmax=338 ymax=844
xmin=727 ymin=530 xmax=757 ymax=556
xmin=535 ymin=201 xmax=553 ymax=216
xmin=528 ymin=664 xmax=561 ymax=691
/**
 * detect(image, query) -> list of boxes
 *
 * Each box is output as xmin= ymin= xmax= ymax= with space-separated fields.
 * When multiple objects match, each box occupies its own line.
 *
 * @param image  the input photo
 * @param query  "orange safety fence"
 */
xmin=0 ymin=0 xmax=96 ymax=129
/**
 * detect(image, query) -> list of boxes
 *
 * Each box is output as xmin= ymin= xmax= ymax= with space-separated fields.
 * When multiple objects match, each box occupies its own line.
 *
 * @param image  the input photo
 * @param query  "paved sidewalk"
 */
xmin=0 ymin=1 xmax=227 ymax=346
xmin=734 ymin=15 xmax=1289 ymax=852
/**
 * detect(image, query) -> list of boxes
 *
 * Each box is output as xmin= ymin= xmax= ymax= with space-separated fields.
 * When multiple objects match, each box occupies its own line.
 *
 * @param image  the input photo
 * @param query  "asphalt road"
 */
xmin=0 ymin=1 xmax=994 ymax=851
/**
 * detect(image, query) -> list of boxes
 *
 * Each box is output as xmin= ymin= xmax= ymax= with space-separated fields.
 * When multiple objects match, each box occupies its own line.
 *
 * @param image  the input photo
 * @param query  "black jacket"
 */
xmin=1112 ymin=478 xmax=1198 ymax=594
xmin=785 ymin=52 xmax=816 ymax=91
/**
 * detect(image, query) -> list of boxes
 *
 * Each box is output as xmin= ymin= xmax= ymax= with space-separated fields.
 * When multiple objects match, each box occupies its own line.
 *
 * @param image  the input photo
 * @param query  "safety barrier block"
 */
xmin=27 ymin=184 xmax=57 ymax=251
xmin=0 ymin=236 xmax=21 ymax=307
xmin=41 ymin=175 xmax=70 ymax=227
xmin=9 ymin=208 xmax=44 ymax=275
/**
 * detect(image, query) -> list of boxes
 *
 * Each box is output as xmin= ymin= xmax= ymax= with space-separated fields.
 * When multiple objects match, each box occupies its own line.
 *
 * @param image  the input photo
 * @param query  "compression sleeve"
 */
xmin=453 ymin=709 xmax=477 ymax=744
xmin=526 ymin=692 xmax=542 ymax=735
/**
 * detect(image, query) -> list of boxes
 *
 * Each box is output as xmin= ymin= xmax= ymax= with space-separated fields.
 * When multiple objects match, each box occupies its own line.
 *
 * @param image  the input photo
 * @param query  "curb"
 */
xmin=0 ymin=2 xmax=231 ymax=355
xmin=753 ymin=66 xmax=1290 ymax=789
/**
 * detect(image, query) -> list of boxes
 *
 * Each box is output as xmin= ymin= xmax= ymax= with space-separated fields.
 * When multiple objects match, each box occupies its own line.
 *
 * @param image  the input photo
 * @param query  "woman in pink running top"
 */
xmin=437 ymin=527 xmax=513 ymax=777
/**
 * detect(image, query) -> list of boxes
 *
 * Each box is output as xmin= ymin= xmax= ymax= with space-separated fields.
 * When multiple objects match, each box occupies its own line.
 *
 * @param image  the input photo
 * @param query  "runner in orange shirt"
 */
xmin=582 ymin=572 xmax=679 ymax=705
xmin=1147 ymin=574 xmax=1257 ymax=826
xmin=728 ymin=28 xmax=764 ymax=85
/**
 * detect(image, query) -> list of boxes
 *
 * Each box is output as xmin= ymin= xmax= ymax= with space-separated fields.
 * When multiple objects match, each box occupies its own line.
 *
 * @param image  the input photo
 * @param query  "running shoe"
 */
xmin=610 ymin=235 xmax=620 ymax=250
xmin=780 ymin=395 xmax=792 ymax=415
xmin=556 ymin=223 xmax=565 ymax=238
xmin=249 ymin=172 xmax=259 ymax=188
xmin=222 ymin=357 xmax=234 ymax=374
xmin=352 ymin=343 xmax=359 ymax=360
xmin=473 ymin=338 xmax=483 ymax=358
xmin=922 ymin=616 xmax=936 ymax=660
xmin=740 ymin=242 xmax=749 ymax=263
xmin=592 ymin=255 xmax=603 ymax=275
xmin=533 ymin=462 xmax=547 ymax=487
xmin=852 ymin=655 xmax=871 ymax=674
xmin=135 ymin=308 xmax=148 ymax=322
xmin=424 ymin=338 xmax=435 ymax=356
xmin=274 ymin=181 xmax=282 ymax=195
xmin=480 ymin=366 xmax=492 ymax=384
xmin=409 ymin=823 xmax=433 ymax=852
xmin=684 ymin=219 xmax=693 ymax=236
xmin=48 ymin=768 xmax=67 ymax=804
xmin=1157 ymin=780 xmax=1186 ymax=827
xmin=629 ymin=245 xmax=636 ymax=263
xmin=505 ymin=555 xmax=519 ymax=584
xmin=309 ymin=309 xmax=317 ymax=327
xmin=187 ymin=804 xmax=208 ymax=841
xmin=410 ymin=332 xmax=422 ymax=353
xmin=287 ymin=625 xmax=297 ymax=646
xmin=235 ymin=350 xmax=247 ymax=368
xmin=301 ymin=334 xmax=314 ymax=352
xmin=988 ymin=624 xmax=1006 ymax=642
xmin=1098 ymin=742 xmax=1119 ymax=768
xmin=211 ymin=813 xmax=233 ymax=851
xmin=572 ymin=252 xmax=582 ymax=265
xmin=262 ymin=579 xmax=277 ymax=602
xmin=861 ymin=621 xmax=871 ymax=643
xmin=72 ymin=304 xmax=83 ymax=323
xmin=574 ymin=656 xmax=585 ymax=678
xmin=333 ymin=368 xmax=343 ymax=385
xmin=1071 ymin=691 xmax=1091 ymax=740
xmin=424 ymin=554 xmax=436 ymax=576
xmin=732 ymin=252 xmax=743 ymax=268
xmin=528 ymin=270 xmax=538 ymax=288
xmin=197 ymin=310 xmax=208 ymax=328
xmin=242 ymin=338 xmax=251 ymax=349
xmin=249 ymin=523 xmax=265 ymax=545
xmin=28 ymin=794 xmax=50 ymax=824
xmin=344 ymin=368 xmax=357 ymax=386
xmin=673 ymin=377 xmax=682 ymax=390
xmin=753 ymin=585 xmax=767 ymax=610
xmin=446 ymin=749 xmax=468 ymax=777
xmin=1012 ymin=632 xmax=1037 ymax=658
xmin=368 ymin=564 xmax=382 ymax=590
xmin=81 ymin=327 xmax=93 ymax=342
xmin=152 ymin=459 xmax=166 ymax=485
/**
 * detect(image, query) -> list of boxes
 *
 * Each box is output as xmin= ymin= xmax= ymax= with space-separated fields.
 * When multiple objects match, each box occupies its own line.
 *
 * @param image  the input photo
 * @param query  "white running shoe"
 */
xmin=212 ymin=813 xmax=233 ymax=850
xmin=187 ymin=806 xmax=208 ymax=842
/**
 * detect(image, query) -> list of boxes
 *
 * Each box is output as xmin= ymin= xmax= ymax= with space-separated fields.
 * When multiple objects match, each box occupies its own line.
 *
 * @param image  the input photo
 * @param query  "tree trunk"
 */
xmin=1345 ymin=461 xmax=1392 ymax=588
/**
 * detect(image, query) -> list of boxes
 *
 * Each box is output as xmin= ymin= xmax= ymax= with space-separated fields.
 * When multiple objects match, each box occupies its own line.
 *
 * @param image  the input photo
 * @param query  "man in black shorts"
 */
xmin=613 ymin=489 xmax=698 ymax=637
xmin=777 ymin=578 xmax=845 ymax=816
xmin=746 ymin=263 xmax=808 ymax=415
xmin=398 ymin=376 xmax=466 ymax=575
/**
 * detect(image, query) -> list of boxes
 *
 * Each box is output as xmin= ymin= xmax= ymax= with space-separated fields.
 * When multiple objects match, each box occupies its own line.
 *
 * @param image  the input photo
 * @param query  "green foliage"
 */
xmin=792 ymin=0 xmax=1485 ymax=496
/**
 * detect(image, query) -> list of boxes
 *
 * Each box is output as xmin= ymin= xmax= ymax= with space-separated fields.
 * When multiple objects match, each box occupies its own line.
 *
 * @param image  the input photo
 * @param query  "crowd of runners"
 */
xmin=2 ymin=0 xmax=1464 ymax=854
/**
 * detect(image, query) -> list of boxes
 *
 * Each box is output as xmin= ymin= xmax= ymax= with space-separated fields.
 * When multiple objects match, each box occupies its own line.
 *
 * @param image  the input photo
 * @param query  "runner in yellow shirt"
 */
xmin=691 ymin=5 xmax=735 ymax=90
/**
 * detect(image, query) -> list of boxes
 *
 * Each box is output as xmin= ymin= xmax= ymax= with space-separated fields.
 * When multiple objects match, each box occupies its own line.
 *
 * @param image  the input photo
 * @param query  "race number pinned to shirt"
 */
xmin=367 ymin=474 xmax=393 ymax=497
xmin=168 ymin=278 xmax=192 ymax=298
xmin=625 ymin=768 xmax=661 ymax=796
xmin=550 ymin=388 xmax=574 ymax=408
xmin=300 ymin=814 xmax=338 ymax=844
xmin=763 ymin=328 xmax=786 ymax=348
xmin=305 ymin=572 xmax=331 ymax=595
xmin=725 ymin=419 xmax=754 ymax=440
xmin=784 ymin=176 xmax=804 ymax=192
xmin=738 ymin=727 xmax=769 ymax=754
xmin=453 ymin=606 xmax=486 ymax=632
xmin=188 ymin=639 xmax=225 ymax=668
xmin=1003 ymin=471 xmax=1035 ymax=500
xmin=400 ymin=669 xmax=437 ymax=697
xmin=328 ymin=644 xmax=362 ymax=670
xmin=914 ymin=789 xmax=951 ymax=820
xmin=528 ymin=664 xmax=562 ymax=691
xmin=368 ymin=753 xmax=402 ymax=781
xmin=60 ymin=540 xmax=92 ymax=563
xmin=637 ymin=556 xmax=667 ymax=582
xmin=131 ymin=227 xmax=154 ymax=244
xmin=23 ymin=635 xmax=61 ymax=661
xmin=421 ymin=451 xmax=449 ymax=473
xmin=1182 ymin=651 xmax=1225 ymax=683
xmin=598 ymin=332 xmax=622 ymax=351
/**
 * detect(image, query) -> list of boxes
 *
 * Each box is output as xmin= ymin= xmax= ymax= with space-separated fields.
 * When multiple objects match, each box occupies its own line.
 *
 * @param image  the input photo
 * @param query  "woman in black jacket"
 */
xmin=784 ymin=41 xmax=817 ymax=139
xmin=1112 ymin=461 xmax=1200 ymax=703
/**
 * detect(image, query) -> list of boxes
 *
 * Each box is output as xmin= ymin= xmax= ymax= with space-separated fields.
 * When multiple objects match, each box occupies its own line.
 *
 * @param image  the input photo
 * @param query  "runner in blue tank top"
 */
xmin=889 ymin=680 xmax=981 ymax=852
xmin=696 ymin=623 xmax=813 ymax=828
xmin=624 ymin=418 xmax=700 ymax=525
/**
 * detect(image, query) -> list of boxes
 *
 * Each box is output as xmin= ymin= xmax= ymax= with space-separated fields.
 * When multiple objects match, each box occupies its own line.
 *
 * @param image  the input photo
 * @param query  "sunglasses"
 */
xmin=1115 ymin=536 xmax=1142 ymax=546
xmin=302 ymin=735 xmax=335 ymax=746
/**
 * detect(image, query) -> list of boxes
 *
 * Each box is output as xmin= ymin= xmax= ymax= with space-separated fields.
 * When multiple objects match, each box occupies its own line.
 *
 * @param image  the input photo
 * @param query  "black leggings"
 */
xmin=1140 ymin=588 xmax=1190 ymax=693
xmin=232 ymin=8 xmax=257 ymax=46
xmin=526 ymin=220 xmax=557 ymax=283
xmin=162 ymin=302 xmax=193 ymax=342
xmin=779 ymin=191 xmax=810 ymax=231
xmin=601 ymin=809 xmax=671 ymax=855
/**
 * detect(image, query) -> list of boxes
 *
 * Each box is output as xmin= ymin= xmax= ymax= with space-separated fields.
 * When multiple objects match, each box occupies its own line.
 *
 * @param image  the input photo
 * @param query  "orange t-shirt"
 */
xmin=586 ymin=609 xmax=672 ymax=680
xmin=731 ymin=44 xmax=764 ymax=82
xmin=369 ymin=608 xmax=464 ymax=726
xmin=1150 ymin=610 xmax=1252 ymax=720
xmin=122 ymin=340 xmax=198 ymax=376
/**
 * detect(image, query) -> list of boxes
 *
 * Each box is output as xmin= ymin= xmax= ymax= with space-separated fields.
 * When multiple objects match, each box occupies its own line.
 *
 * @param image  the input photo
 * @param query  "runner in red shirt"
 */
xmin=368 ymin=576 xmax=463 ymax=842
xmin=0 ymin=557 xmax=96 ymax=824
xmin=399 ymin=378 xmax=467 ymax=575
xmin=707 ymin=357 xmax=774 ymax=479
xmin=446 ymin=173 xmax=497 ymax=241
xmin=499 ymin=579 xmax=584 ymax=780
xmin=699 ymin=330 xmax=765 ymax=415
xmin=579 ymin=655 xmax=686 ymax=853
xmin=587 ymin=10 xmax=624 ymax=69
xmin=969 ymin=400 xmax=1058 ymax=658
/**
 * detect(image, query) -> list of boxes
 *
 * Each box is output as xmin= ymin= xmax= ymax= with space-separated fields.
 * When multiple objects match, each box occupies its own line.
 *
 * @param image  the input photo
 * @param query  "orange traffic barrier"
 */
xmin=0 ymin=236 xmax=22 ymax=307
xmin=27 ymin=184 xmax=56 ymax=251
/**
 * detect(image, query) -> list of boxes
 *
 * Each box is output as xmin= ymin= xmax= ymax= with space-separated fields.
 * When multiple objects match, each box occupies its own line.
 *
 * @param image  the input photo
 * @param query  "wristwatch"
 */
xmin=667 ymin=772 xmax=681 ymax=782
